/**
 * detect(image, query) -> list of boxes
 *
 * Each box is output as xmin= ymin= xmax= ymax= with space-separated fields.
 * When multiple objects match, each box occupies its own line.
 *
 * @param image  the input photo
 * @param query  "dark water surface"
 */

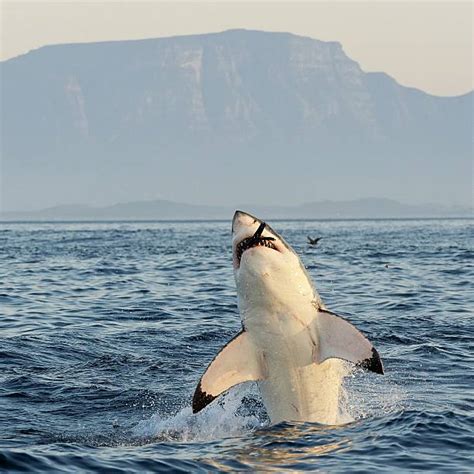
xmin=1 ymin=219 xmax=472 ymax=472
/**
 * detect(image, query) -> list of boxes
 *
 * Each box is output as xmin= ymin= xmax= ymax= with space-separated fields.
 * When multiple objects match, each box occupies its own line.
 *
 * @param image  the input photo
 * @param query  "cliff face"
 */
xmin=1 ymin=29 xmax=472 ymax=210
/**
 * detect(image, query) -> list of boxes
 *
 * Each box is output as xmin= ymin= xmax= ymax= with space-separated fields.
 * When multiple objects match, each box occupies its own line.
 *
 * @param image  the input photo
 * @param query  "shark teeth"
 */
xmin=236 ymin=236 xmax=277 ymax=263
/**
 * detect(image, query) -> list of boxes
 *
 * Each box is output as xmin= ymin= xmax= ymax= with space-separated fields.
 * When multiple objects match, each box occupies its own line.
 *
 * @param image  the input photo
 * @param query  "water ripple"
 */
xmin=0 ymin=219 xmax=472 ymax=471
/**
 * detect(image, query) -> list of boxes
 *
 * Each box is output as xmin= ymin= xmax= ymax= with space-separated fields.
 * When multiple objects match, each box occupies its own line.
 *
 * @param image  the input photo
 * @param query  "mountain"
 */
xmin=1 ymin=198 xmax=471 ymax=221
xmin=1 ymin=29 xmax=472 ymax=212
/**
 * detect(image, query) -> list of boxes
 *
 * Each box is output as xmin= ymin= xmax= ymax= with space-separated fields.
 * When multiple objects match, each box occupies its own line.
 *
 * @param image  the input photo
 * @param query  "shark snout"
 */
xmin=232 ymin=210 xmax=260 ymax=234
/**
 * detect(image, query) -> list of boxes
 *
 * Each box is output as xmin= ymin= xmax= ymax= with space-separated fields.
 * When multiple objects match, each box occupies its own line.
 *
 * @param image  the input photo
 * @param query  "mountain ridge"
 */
xmin=4 ymin=28 xmax=471 ymax=100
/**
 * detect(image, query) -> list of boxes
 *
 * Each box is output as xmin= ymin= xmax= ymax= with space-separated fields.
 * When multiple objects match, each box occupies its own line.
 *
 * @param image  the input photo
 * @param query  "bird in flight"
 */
xmin=307 ymin=236 xmax=322 ymax=246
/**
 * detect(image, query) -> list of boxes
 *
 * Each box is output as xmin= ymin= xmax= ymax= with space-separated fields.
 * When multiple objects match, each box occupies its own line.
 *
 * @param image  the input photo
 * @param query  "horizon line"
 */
xmin=2 ymin=196 xmax=472 ymax=217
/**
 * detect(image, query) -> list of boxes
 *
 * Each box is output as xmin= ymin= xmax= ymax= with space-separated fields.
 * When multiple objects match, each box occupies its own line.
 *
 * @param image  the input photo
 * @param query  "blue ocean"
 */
xmin=1 ymin=218 xmax=472 ymax=472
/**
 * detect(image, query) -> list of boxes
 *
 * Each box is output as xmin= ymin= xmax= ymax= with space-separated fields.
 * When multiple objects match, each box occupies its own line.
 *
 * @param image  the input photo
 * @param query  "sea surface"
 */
xmin=1 ymin=218 xmax=472 ymax=472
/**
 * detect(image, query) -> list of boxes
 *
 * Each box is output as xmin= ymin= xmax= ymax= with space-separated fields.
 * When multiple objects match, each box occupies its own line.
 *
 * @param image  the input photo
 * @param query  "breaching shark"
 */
xmin=192 ymin=211 xmax=384 ymax=424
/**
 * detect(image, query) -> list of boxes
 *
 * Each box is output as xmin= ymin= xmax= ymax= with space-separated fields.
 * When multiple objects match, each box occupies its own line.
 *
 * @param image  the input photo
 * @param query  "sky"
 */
xmin=1 ymin=0 xmax=473 ymax=97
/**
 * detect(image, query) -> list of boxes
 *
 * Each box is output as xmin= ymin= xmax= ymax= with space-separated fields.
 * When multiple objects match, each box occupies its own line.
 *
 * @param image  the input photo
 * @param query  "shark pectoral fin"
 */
xmin=316 ymin=310 xmax=384 ymax=374
xmin=192 ymin=330 xmax=264 ymax=413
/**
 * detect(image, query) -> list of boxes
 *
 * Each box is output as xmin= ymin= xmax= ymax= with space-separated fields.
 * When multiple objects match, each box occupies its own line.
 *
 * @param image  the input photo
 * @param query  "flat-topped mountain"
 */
xmin=1 ymin=29 xmax=472 ymax=212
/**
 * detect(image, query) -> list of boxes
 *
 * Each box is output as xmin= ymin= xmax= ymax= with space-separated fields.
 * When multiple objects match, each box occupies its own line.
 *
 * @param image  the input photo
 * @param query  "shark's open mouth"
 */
xmin=236 ymin=222 xmax=277 ymax=264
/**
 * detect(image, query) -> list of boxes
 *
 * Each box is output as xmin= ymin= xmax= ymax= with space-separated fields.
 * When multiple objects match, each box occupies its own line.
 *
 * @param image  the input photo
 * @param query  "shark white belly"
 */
xmin=192 ymin=211 xmax=383 ymax=425
xmin=258 ymin=359 xmax=346 ymax=425
xmin=247 ymin=315 xmax=347 ymax=424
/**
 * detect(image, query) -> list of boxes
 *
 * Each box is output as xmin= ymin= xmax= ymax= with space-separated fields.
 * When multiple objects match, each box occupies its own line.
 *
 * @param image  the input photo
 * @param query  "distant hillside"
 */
xmin=1 ymin=198 xmax=471 ymax=221
xmin=1 ymin=29 xmax=472 ymax=211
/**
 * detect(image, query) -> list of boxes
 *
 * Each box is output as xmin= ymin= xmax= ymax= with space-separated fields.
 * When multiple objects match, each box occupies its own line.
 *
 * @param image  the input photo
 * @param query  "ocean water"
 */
xmin=0 ymin=218 xmax=472 ymax=472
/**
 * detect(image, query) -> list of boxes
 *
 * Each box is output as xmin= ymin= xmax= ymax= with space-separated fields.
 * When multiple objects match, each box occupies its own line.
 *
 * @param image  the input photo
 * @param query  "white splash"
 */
xmin=133 ymin=383 xmax=267 ymax=442
xmin=133 ymin=367 xmax=406 ymax=443
xmin=341 ymin=367 xmax=407 ymax=421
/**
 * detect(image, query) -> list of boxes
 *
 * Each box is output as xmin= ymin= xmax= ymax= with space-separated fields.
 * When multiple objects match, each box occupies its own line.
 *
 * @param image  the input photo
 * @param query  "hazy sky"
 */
xmin=1 ymin=0 xmax=472 ymax=97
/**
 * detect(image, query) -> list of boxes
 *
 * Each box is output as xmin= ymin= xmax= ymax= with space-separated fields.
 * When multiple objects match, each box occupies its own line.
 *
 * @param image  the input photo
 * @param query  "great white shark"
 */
xmin=192 ymin=211 xmax=384 ymax=424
